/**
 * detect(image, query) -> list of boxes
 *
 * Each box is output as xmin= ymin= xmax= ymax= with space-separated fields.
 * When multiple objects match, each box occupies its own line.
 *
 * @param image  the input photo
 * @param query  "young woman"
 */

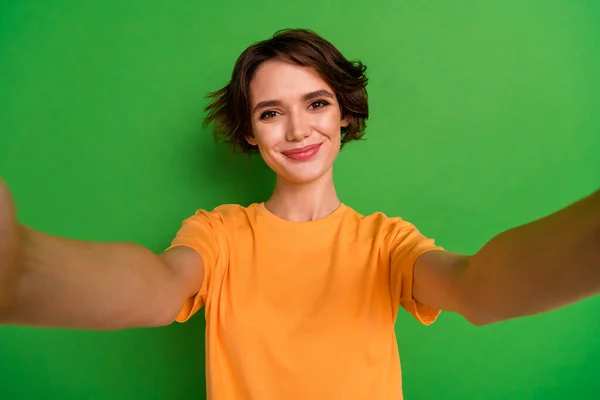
xmin=0 ymin=28 xmax=598 ymax=400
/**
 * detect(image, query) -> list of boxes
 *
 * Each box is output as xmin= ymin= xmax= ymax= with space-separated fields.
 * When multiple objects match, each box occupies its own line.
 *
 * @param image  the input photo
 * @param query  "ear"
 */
xmin=341 ymin=117 xmax=349 ymax=128
xmin=245 ymin=135 xmax=257 ymax=146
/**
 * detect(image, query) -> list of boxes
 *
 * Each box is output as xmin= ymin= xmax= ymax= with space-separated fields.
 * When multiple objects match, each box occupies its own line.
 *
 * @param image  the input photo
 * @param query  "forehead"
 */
xmin=250 ymin=58 xmax=333 ymax=103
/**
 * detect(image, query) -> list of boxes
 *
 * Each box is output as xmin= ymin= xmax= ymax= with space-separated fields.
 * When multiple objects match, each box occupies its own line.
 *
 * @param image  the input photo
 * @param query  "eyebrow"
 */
xmin=252 ymin=89 xmax=335 ymax=113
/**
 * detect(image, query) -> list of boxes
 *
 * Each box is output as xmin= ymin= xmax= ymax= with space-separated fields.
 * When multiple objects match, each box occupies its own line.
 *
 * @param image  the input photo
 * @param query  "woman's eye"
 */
xmin=260 ymin=110 xmax=278 ymax=120
xmin=309 ymin=100 xmax=329 ymax=109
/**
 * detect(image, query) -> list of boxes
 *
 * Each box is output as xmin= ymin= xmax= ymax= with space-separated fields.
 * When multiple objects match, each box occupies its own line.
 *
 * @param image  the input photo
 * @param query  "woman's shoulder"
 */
xmin=345 ymin=205 xmax=406 ymax=223
xmin=193 ymin=203 xmax=260 ymax=220
xmin=343 ymin=205 xmax=419 ymax=234
xmin=211 ymin=202 xmax=257 ymax=214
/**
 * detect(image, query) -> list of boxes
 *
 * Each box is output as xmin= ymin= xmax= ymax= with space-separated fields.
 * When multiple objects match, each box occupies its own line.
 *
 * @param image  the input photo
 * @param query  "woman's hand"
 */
xmin=0 ymin=178 xmax=20 ymax=312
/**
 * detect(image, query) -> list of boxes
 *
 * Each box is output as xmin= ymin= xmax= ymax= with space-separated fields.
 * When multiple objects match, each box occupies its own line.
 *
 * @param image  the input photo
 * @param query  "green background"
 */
xmin=1 ymin=0 xmax=599 ymax=399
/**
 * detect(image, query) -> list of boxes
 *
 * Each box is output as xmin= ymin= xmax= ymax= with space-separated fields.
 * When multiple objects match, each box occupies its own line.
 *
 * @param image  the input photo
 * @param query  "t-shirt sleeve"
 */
xmin=166 ymin=209 xmax=221 ymax=323
xmin=388 ymin=219 xmax=444 ymax=326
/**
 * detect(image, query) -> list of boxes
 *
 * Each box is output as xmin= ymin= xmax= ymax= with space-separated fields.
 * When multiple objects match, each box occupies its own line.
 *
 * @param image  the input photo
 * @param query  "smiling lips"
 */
xmin=281 ymin=143 xmax=322 ymax=161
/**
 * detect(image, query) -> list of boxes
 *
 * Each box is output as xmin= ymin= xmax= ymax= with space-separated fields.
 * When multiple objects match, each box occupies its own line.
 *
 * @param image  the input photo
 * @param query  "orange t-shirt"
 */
xmin=168 ymin=202 xmax=443 ymax=400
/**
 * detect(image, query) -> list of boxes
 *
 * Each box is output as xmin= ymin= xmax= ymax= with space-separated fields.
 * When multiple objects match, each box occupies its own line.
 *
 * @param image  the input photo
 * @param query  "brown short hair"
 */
xmin=203 ymin=28 xmax=369 ymax=154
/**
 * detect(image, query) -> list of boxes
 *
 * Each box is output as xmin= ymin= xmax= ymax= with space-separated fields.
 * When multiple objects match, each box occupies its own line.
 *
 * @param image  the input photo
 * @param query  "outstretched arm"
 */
xmin=0 ymin=179 xmax=205 ymax=330
xmin=412 ymin=189 xmax=600 ymax=326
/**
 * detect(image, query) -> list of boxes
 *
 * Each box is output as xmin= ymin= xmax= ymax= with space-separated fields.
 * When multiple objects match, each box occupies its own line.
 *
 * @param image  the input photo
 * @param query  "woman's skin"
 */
xmin=0 ymin=57 xmax=598 ymax=332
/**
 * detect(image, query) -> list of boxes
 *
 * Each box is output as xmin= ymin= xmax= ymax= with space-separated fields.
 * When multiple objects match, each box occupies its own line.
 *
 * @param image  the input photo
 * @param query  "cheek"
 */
xmin=253 ymin=122 xmax=284 ymax=148
xmin=314 ymin=112 xmax=343 ymax=139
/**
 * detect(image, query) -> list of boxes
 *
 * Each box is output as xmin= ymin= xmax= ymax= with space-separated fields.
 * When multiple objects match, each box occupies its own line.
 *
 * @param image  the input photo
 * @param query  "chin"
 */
xmin=282 ymin=172 xmax=324 ymax=184
xmin=276 ymin=163 xmax=333 ymax=184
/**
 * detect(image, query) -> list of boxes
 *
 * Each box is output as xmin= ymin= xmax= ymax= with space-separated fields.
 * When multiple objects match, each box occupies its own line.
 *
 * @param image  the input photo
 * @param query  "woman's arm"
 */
xmin=412 ymin=189 xmax=600 ymax=326
xmin=0 ymin=179 xmax=204 ymax=330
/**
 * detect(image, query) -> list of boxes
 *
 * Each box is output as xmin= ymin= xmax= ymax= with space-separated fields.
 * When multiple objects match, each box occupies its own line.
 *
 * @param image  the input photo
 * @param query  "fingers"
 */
xmin=0 ymin=177 xmax=16 ymax=233
xmin=0 ymin=177 xmax=18 ymax=310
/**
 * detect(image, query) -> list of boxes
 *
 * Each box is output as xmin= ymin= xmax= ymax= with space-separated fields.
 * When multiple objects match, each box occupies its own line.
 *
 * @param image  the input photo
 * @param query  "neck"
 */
xmin=265 ymin=168 xmax=341 ymax=222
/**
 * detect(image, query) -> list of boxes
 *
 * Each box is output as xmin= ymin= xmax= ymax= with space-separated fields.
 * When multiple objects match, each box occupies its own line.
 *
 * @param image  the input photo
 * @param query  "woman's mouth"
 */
xmin=281 ymin=143 xmax=322 ymax=161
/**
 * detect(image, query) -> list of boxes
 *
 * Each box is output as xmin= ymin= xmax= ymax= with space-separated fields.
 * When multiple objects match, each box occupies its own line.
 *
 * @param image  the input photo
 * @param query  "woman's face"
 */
xmin=247 ymin=58 xmax=348 ymax=184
